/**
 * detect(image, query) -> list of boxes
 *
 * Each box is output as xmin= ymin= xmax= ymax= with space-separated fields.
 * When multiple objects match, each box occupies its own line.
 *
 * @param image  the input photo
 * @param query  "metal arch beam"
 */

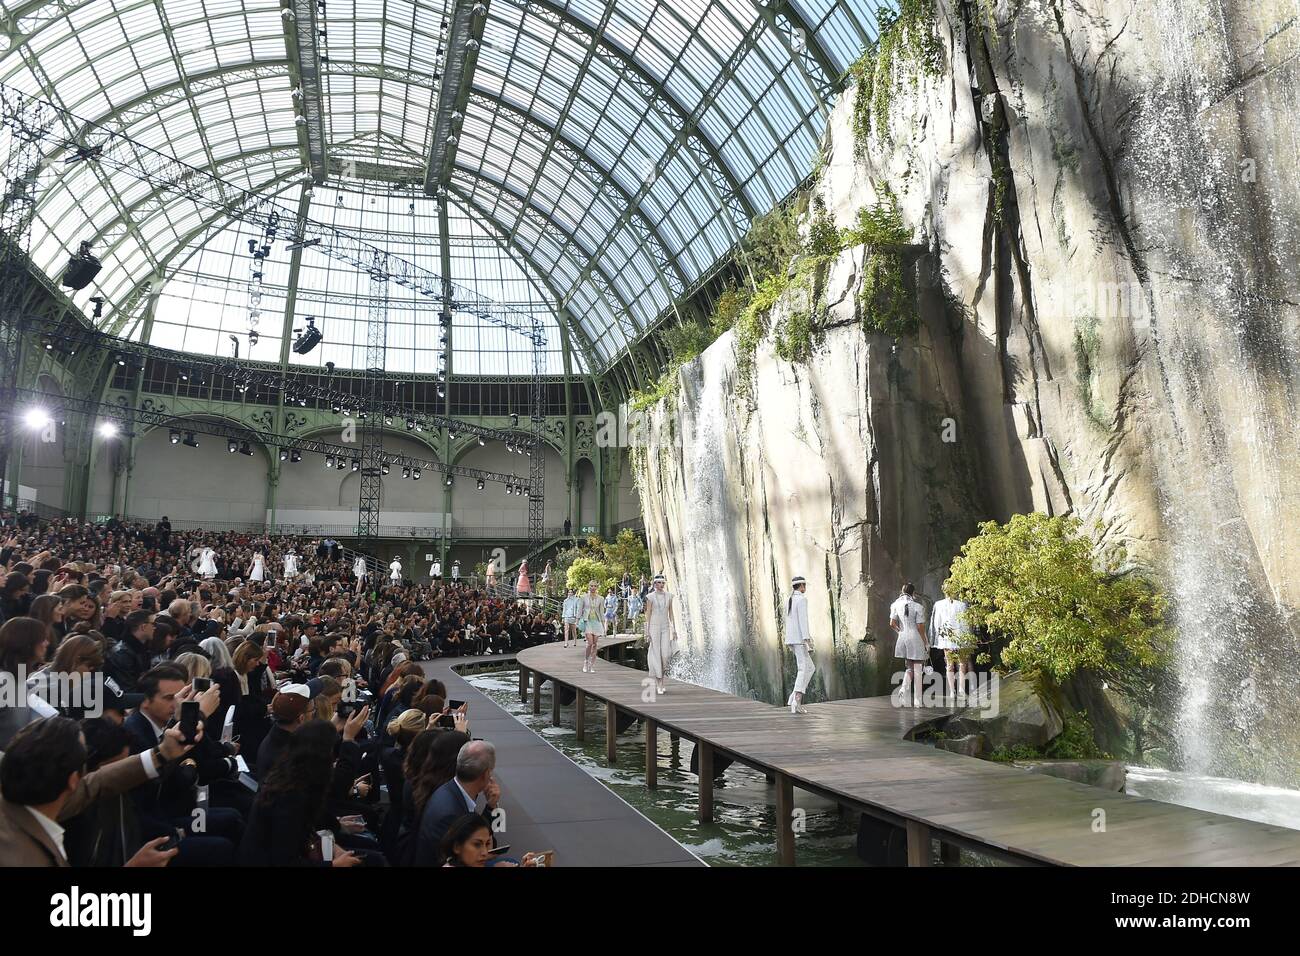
xmin=284 ymin=0 xmax=329 ymax=182
xmin=756 ymin=0 xmax=843 ymax=108
xmin=104 ymin=169 xmax=306 ymax=337
xmin=445 ymin=182 xmax=605 ymax=380
xmin=464 ymin=86 xmax=688 ymax=295
xmin=515 ymin=0 xmax=755 ymax=229
xmin=424 ymin=0 xmax=490 ymax=194
xmin=448 ymin=166 xmax=642 ymax=340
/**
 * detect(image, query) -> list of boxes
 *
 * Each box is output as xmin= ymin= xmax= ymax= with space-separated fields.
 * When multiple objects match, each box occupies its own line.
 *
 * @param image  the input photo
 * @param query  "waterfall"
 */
xmin=668 ymin=342 xmax=743 ymax=695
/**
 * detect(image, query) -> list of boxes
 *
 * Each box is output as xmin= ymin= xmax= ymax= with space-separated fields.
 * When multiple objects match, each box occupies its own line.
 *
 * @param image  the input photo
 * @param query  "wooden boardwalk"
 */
xmin=517 ymin=637 xmax=1300 ymax=866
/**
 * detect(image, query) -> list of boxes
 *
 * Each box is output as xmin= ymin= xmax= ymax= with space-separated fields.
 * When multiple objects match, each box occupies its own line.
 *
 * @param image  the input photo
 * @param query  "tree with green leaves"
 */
xmin=944 ymin=513 xmax=1170 ymax=695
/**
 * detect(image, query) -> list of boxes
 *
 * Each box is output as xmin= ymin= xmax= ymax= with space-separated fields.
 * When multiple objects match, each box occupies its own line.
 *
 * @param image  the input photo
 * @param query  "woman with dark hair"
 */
xmin=52 ymin=584 xmax=98 ymax=645
xmin=26 ymin=593 xmax=63 ymax=640
xmin=0 ymin=571 xmax=31 ymax=620
xmin=29 ymin=568 xmax=53 ymax=597
xmin=239 ymin=720 xmax=362 ymax=867
xmin=28 ymin=633 xmax=105 ymax=719
xmin=440 ymin=813 xmax=493 ymax=867
xmin=0 ymin=617 xmax=54 ymax=748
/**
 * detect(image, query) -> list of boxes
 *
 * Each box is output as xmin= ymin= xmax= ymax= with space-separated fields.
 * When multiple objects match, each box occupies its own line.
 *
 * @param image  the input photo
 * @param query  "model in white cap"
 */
xmin=389 ymin=557 xmax=403 ymax=585
xmin=643 ymin=573 xmax=677 ymax=694
xmin=282 ymin=548 xmax=299 ymax=580
xmin=785 ymin=575 xmax=815 ymax=714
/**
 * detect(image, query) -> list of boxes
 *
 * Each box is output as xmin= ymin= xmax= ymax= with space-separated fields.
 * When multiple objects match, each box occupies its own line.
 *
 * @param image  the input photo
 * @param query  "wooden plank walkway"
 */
xmin=421 ymin=652 xmax=703 ymax=867
xmin=517 ymin=637 xmax=1300 ymax=866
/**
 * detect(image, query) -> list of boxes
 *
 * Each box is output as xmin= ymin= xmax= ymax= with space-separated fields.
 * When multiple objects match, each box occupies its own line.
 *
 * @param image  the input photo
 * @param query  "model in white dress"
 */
xmin=389 ymin=559 xmax=402 ymax=585
xmin=643 ymin=575 xmax=676 ymax=694
xmin=198 ymin=546 xmax=218 ymax=579
xmin=249 ymin=552 xmax=266 ymax=583
xmin=785 ymin=576 xmax=815 ymax=714
xmin=929 ymin=592 xmax=973 ymax=700
xmin=890 ymin=585 xmax=928 ymax=707
xmin=353 ymin=555 xmax=368 ymax=593
xmin=283 ymin=550 xmax=300 ymax=580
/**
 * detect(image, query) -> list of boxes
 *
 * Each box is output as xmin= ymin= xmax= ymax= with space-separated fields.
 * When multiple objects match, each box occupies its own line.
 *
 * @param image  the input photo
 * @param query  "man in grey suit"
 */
xmin=413 ymin=740 xmax=501 ymax=866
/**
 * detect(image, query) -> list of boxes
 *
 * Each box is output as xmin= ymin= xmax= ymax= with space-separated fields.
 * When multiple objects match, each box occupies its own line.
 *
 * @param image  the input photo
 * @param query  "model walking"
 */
xmin=353 ymin=554 xmax=368 ymax=593
xmin=198 ymin=544 xmax=218 ymax=580
xmin=890 ymin=583 xmax=928 ymax=707
xmin=577 ymin=580 xmax=606 ymax=673
xmin=248 ymin=550 xmax=266 ymax=583
xmin=282 ymin=548 xmax=299 ymax=580
xmin=642 ymin=574 xmax=677 ymax=695
xmin=785 ymin=575 xmax=815 ymax=714
xmin=561 ymin=588 xmax=580 ymax=648
xmin=389 ymin=556 xmax=403 ymax=586
xmin=517 ymin=559 xmax=532 ymax=596
xmin=929 ymin=587 xmax=973 ymax=701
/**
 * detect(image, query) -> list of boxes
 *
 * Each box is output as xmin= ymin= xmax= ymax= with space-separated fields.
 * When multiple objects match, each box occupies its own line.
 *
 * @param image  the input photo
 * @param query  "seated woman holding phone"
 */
xmin=439 ymin=813 xmax=553 ymax=868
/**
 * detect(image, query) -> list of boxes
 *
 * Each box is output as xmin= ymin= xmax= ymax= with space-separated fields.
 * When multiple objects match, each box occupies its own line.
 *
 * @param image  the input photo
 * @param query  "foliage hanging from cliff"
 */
xmin=848 ymin=188 xmax=919 ymax=338
xmin=562 ymin=530 xmax=652 ymax=592
xmin=849 ymin=0 xmax=944 ymax=158
xmin=741 ymin=196 xmax=807 ymax=279
xmin=944 ymin=513 xmax=1171 ymax=695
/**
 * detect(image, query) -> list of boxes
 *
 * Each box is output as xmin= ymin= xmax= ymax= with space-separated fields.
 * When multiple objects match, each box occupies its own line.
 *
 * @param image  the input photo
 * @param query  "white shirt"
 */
xmin=354 ymin=557 xmax=367 ymax=576
xmin=26 ymin=807 xmax=66 ymax=861
xmin=889 ymin=595 xmax=926 ymax=635
xmin=562 ymin=595 xmax=580 ymax=618
xmin=389 ymin=561 xmax=402 ymax=578
xmin=431 ymin=562 xmax=441 ymax=576
xmin=784 ymin=590 xmax=812 ymax=645
xmin=453 ymin=778 xmax=478 ymax=813
xmin=929 ymin=597 xmax=971 ymax=648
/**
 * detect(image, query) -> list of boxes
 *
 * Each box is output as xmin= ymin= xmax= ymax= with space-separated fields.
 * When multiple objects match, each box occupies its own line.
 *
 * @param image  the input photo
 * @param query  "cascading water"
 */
xmin=668 ymin=342 xmax=743 ymax=695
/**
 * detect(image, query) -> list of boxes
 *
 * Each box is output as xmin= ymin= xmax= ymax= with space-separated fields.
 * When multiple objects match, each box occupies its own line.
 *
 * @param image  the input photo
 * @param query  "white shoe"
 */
xmin=657 ymin=686 xmax=665 ymax=695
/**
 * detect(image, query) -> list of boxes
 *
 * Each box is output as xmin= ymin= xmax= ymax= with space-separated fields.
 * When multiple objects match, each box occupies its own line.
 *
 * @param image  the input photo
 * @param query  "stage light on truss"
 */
xmin=351 ymin=459 xmax=361 ymax=472
xmin=444 ymin=475 xmax=453 ymax=487
xmin=405 ymin=418 xmax=415 ymax=431
xmin=412 ymin=468 xmax=421 ymax=481
xmin=240 ymin=441 xmax=254 ymax=457
xmin=169 ymin=429 xmax=181 ymax=444
xmin=402 ymin=466 xmax=412 ymax=480
xmin=183 ymin=432 xmax=199 ymax=449
xmin=476 ymin=478 xmax=484 ymax=491
xmin=290 ymin=449 xmax=301 ymax=463
xmin=477 ymin=436 xmax=485 ymax=446
xmin=228 ymin=439 xmax=239 ymax=454
xmin=98 ymin=422 xmax=118 ymax=438
xmin=381 ymin=463 xmax=390 ymax=475
xmin=331 ymin=402 xmax=342 ymax=414
xmin=326 ymin=455 xmax=336 ymax=469
xmin=505 ymin=484 xmax=513 ymax=496
xmin=510 ymin=413 xmax=519 ymax=427
xmin=280 ymin=448 xmax=290 ymax=462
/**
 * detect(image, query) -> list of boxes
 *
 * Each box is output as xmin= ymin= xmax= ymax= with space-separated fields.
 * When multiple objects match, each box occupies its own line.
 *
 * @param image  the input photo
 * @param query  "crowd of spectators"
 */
xmin=0 ymin=510 xmax=561 ymax=868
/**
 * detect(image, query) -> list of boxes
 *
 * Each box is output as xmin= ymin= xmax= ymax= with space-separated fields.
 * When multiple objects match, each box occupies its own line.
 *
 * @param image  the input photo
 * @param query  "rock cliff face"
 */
xmin=636 ymin=0 xmax=1300 ymax=783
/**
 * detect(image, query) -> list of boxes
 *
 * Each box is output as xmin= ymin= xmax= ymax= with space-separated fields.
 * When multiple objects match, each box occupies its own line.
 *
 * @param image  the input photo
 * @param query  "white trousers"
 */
xmin=789 ymin=643 xmax=815 ymax=701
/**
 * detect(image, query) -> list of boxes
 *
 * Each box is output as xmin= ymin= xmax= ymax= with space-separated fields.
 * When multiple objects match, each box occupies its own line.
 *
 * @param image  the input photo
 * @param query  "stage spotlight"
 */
xmin=325 ymin=456 xmax=336 ymax=469
xmin=476 ymin=478 xmax=484 ymax=491
xmin=183 ymin=432 xmax=199 ymax=449
xmin=280 ymin=449 xmax=289 ymax=461
xmin=444 ymin=475 xmax=453 ymax=487
xmin=61 ymin=241 xmax=102 ymax=291
xmin=331 ymin=402 xmax=341 ymax=414
xmin=385 ymin=416 xmax=393 ymax=426
xmin=292 ymin=317 xmax=322 ymax=355
xmin=401 ymin=466 xmax=411 ymax=480
xmin=228 ymin=439 xmax=239 ymax=454
xmin=505 ymin=442 xmax=514 ymax=454
xmin=412 ymin=468 xmax=421 ymax=481
xmin=381 ymin=463 xmax=390 ymax=475
xmin=414 ymin=422 xmax=423 ymax=432
xmin=291 ymin=450 xmax=301 ymax=463
xmin=351 ymin=459 xmax=361 ymax=471
xmin=98 ymin=422 xmax=118 ymax=438
xmin=449 ymin=429 xmax=457 ymax=440
xmin=510 ymin=413 xmax=519 ymax=427
xmin=505 ymin=484 xmax=513 ymax=496
xmin=478 ymin=437 xmax=485 ymax=446
xmin=240 ymin=441 xmax=254 ymax=457
xmin=114 ymin=354 xmax=126 ymax=367
xmin=437 ymin=386 xmax=445 ymax=399
xmin=169 ymin=429 xmax=181 ymax=444
xmin=405 ymin=418 xmax=414 ymax=431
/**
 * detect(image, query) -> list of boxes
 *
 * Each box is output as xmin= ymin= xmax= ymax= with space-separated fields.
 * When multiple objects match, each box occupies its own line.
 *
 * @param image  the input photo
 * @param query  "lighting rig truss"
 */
xmin=25 ymin=316 xmax=539 ymax=451
xmin=15 ymin=388 xmax=539 ymax=498
xmin=0 ymin=80 xmax=548 ymax=349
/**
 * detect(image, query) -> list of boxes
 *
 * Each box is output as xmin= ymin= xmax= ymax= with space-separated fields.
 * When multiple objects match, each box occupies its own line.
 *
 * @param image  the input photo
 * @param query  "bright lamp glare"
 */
xmin=97 ymin=422 xmax=118 ymax=437
xmin=23 ymin=408 xmax=51 ymax=430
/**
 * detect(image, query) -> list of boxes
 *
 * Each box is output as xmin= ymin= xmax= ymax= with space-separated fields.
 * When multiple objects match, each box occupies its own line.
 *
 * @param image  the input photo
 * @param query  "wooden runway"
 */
xmin=517 ymin=637 xmax=1300 ymax=866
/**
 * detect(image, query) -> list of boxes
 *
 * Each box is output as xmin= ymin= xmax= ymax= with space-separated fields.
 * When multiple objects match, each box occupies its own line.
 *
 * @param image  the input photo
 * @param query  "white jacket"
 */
xmin=784 ymin=590 xmax=811 ymax=645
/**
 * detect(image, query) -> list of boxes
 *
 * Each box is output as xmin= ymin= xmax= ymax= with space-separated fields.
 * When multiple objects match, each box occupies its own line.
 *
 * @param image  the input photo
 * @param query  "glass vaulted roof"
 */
xmin=0 ymin=0 xmax=894 ymax=374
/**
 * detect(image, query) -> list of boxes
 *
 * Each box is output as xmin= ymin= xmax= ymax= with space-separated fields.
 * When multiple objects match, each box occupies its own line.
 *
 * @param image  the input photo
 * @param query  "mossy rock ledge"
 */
xmin=945 ymin=672 xmax=1063 ymax=750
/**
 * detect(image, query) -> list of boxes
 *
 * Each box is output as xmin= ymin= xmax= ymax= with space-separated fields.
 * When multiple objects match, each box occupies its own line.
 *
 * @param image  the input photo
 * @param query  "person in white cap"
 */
xmin=890 ymin=583 xmax=928 ymax=707
xmin=430 ymin=558 xmax=442 ymax=583
xmin=643 ymin=573 xmax=677 ymax=694
xmin=282 ymin=548 xmax=299 ymax=581
xmin=785 ymin=575 xmax=815 ymax=714
xmin=389 ymin=557 xmax=403 ymax=586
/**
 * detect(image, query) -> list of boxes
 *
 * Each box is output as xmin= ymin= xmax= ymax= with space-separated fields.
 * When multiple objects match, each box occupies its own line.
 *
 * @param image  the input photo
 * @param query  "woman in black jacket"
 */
xmin=239 ymin=720 xmax=362 ymax=867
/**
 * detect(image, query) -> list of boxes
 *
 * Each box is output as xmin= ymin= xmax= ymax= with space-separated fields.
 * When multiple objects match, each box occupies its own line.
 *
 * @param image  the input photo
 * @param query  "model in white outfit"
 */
xmin=282 ymin=550 xmax=299 ymax=580
xmin=577 ymin=582 xmax=606 ymax=673
xmin=248 ymin=552 xmax=266 ymax=583
xmin=353 ymin=555 xmax=368 ymax=593
xmin=198 ymin=546 xmax=218 ymax=579
xmin=450 ymin=561 xmax=460 ymax=584
xmin=643 ymin=574 xmax=676 ymax=694
xmin=929 ymin=591 xmax=973 ymax=700
xmin=430 ymin=560 xmax=441 ymax=582
xmin=389 ymin=558 xmax=402 ymax=585
xmin=785 ymin=575 xmax=816 ymax=714
xmin=890 ymin=584 xmax=928 ymax=707
xmin=561 ymin=589 xmax=580 ymax=647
